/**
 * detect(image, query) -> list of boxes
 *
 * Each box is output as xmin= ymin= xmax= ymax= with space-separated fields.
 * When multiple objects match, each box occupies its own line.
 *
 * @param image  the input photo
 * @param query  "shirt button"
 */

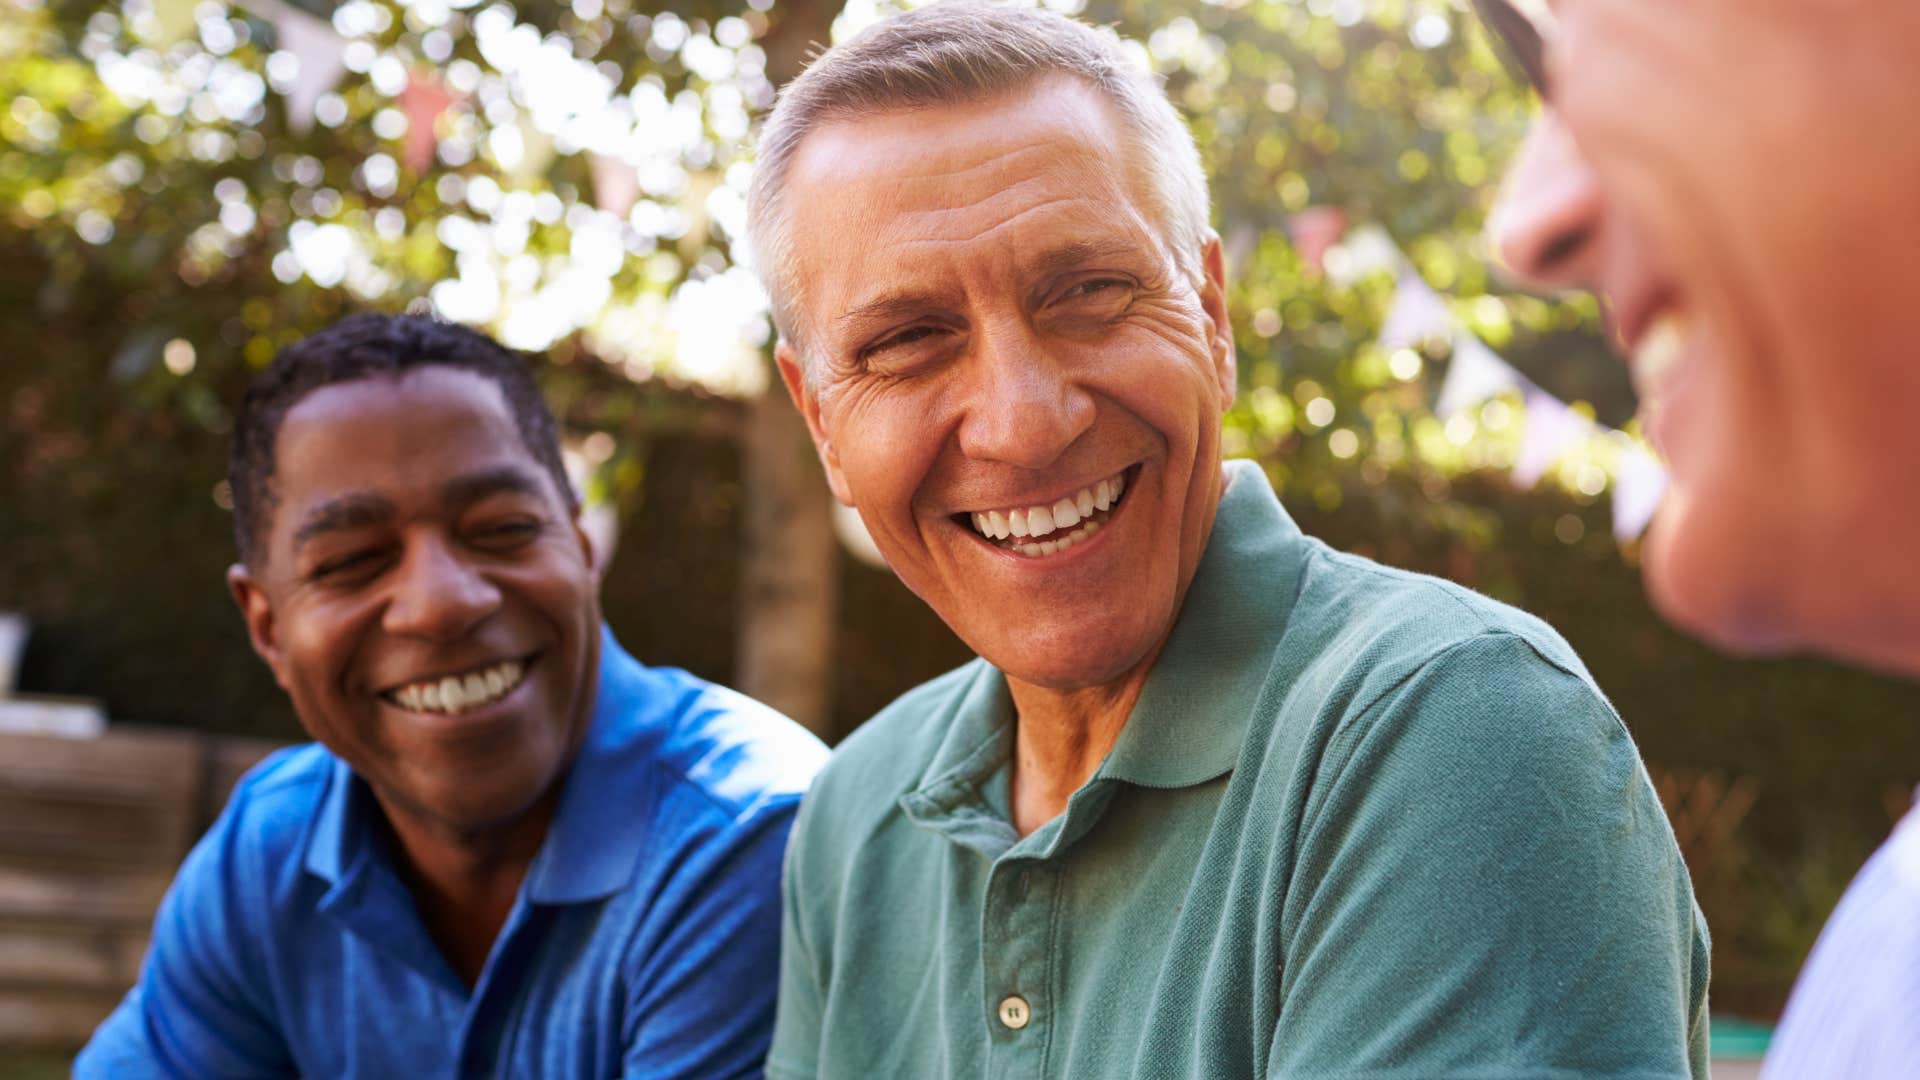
xmin=997 ymin=995 xmax=1031 ymax=1030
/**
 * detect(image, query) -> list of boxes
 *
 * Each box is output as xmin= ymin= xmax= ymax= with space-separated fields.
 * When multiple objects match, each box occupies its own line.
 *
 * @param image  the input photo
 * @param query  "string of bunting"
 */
xmin=1315 ymin=217 xmax=1669 ymax=544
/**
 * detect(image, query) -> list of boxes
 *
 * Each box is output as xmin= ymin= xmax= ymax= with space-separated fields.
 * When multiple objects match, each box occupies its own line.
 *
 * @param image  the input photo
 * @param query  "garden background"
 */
xmin=3 ymin=0 xmax=1918 ymax=1060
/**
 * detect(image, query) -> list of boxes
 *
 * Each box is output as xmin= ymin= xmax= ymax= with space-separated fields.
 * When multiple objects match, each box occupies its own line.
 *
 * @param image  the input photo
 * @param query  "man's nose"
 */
xmin=1487 ymin=111 xmax=1605 ymax=290
xmin=382 ymin=535 xmax=501 ymax=640
xmin=954 ymin=325 xmax=1096 ymax=469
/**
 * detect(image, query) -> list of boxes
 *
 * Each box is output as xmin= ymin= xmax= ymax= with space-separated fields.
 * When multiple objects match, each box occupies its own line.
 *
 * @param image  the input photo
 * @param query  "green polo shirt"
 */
xmin=770 ymin=460 xmax=1709 ymax=1079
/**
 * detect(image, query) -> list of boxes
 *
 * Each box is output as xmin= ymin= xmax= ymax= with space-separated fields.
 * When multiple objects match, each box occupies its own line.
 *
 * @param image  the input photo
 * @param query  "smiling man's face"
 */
xmin=230 ymin=366 xmax=600 ymax=837
xmin=777 ymin=76 xmax=1236 ymax=693
xmin=1488 ymin=1 xmax=1920 ymax=670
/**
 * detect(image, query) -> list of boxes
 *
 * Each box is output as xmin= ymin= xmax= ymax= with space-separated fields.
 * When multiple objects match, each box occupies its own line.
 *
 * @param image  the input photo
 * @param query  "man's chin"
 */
xmin=1642 ymin=504 xmax=1799 ymax=658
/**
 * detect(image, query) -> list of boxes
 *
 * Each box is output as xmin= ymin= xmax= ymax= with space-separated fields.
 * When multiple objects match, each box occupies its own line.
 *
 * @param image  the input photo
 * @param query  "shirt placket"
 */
xmin=981 ymin=854 xmax=1056 ymax=1079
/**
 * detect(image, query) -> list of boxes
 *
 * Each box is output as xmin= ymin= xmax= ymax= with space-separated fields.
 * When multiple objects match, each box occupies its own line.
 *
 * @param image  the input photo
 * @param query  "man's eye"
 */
xmin=310 ymin=550 xmax=379 ymax=581
xmin=1058 ymin=277 xmax=1135 ymax=307
xmin=473 ymin=518 xmax=542 ymax=545
xmin=862 ymin=324 xmax=943 ymax=359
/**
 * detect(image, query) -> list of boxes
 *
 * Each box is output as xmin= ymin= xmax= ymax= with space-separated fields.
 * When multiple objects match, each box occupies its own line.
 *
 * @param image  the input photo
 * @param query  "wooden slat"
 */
xmin=0 ymin=728 xmax=204 ymax=866
xmin=0 ymin=858 xmax=174 ymax=928
xmin=0 ymin=922 xmax=146 ymax=989
xmin=0 ymin=985 xmax=124 ymax=1050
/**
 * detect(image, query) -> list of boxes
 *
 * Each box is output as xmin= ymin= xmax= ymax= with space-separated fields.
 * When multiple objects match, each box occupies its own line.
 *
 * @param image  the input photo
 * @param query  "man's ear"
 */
xmin=1199 ymin=234 xmax=1238 ymax=408
xmin=775 ymin=338 xmax=855 ymax=506
xmin=227 ymin=563 xmax=291 ymax=692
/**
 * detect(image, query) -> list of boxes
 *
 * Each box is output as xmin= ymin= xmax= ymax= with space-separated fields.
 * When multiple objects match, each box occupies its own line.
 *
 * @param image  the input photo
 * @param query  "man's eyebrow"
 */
xmin=291 ymin=493 xmax=395 ymax=553
xmin=1024 ymin=237 xmax=1146 ymax=279
xmin=836 ymin=289 xmax=953 ymax=332
xmin=440 ymin=465 xmax=553 ymax=509
xmin=834 ymin=238 xmax=1148 ymax=334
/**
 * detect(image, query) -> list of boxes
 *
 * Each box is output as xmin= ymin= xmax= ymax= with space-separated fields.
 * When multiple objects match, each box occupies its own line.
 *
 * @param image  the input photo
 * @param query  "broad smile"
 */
xmin=954 ymin=464 xmax=1136 ymax=558
xmin=379 ymin=655 xmax=536 ymax=716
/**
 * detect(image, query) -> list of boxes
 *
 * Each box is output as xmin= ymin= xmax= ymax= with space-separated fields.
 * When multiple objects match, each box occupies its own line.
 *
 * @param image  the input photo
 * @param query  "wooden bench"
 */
xmin=0 ymin=727 xmax=282 ymax=1050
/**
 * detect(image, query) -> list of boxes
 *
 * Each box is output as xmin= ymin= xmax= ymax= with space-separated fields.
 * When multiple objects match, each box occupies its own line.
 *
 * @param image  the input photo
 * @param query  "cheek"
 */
xmin=824 ymin=391 xmax=946 ymax=515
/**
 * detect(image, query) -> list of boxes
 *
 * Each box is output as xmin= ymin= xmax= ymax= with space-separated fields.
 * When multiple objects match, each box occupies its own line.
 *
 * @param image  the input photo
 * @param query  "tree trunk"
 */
xmin=734 ymin=0 xmax=843 ymax=738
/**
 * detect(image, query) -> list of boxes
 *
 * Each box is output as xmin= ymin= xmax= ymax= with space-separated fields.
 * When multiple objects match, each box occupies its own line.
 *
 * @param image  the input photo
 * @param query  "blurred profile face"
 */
xmin=775 ymin=76 xmax=1237 ymax=693
xmin=229 ymin=367 xmax=601 ymax=839
xmin=1487 ymin=0 xmax=1920 ymax=674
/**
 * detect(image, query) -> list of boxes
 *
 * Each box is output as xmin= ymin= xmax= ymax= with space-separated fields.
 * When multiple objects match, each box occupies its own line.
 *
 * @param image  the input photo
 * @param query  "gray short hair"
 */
xmin=746 ymin=1 xmax=1213 ymax=381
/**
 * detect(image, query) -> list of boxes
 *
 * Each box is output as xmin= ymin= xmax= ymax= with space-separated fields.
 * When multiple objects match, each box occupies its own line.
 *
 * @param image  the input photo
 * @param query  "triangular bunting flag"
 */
xmin=1512 ymin=388 xmax=1595 ymax=488
xmin=1327 ymin=223 xmax=1404 ymax=287
xmin=269 ymin=6 xmax=347 ymax=136
xmin=590 ymin=153 xmax=641 ymax=218
xmin=1435 ymin=333 xmax=1522 ymax=419
xmin=1287 ymin=206 xmax=1348 ymax=276
xmin=1611 ymin=440 xmax=1669 ymax=542
xmin=399 ymin=72 xmax=457 ymax=173
xmin=1378 ymin=269 xmax=1452 ymax=351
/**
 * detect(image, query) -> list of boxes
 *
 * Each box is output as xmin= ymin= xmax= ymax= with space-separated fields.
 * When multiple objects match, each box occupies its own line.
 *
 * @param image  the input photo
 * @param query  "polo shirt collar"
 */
xmin=303 ymin=624 xmax=653 ymax=908
xmin=524 ymin=625 xmax=654 ymax=904
xmin=1097 ymin=459 xmax=1303 ymax=789
xmin=901 ymin=460 xmax=1304 ymax=838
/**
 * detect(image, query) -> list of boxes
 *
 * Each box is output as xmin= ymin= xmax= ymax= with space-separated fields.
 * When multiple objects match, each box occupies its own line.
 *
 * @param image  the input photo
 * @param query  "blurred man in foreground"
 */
xmin=1480 ymin=0 xmax=1920 ymax=1074
xmin=76 ymin=313 xmax=826 ymax=1078
xmin=749 ymin=4 xmax=1707 ymax=1076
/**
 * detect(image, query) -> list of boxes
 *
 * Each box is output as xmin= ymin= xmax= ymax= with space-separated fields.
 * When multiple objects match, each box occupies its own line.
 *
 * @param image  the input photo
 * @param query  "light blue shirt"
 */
xmin=76 ymin=628 xmax=827 ymax=1079
xmin=1764 ymin=792 xmax=1920 ymax=1079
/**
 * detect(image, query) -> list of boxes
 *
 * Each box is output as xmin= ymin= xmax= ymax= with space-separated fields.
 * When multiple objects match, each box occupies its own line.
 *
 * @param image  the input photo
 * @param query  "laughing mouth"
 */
xmin=381 ymin=657 xmax=531 ymax=715
xmin=957 ymin=466 xmax=1132 ymax=558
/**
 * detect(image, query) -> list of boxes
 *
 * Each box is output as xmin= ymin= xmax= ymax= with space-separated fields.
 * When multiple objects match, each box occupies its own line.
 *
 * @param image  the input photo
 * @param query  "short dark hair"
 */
xmin=228 ymin=312 xmax=576 ymax=566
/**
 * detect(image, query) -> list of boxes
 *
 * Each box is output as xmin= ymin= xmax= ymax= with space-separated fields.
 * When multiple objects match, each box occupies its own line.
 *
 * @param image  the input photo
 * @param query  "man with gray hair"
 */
xmin=751 ymin=3 xmax=1707 ymax=1076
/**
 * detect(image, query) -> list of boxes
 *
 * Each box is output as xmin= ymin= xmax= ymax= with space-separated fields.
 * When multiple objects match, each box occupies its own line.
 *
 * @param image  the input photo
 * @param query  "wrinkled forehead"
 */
xmin=781 ymin=79 xmax=1157 ymax=318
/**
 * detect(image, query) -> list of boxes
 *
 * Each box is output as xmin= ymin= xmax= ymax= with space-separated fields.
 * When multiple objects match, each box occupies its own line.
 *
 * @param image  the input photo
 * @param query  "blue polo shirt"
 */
xmin=77 ymin=628 xmax=827 ymax=1079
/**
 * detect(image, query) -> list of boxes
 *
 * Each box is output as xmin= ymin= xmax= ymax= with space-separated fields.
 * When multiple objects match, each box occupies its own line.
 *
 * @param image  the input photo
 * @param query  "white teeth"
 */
xmin=1027 ymin=504 xmax=1055 ymax=537
xmin=391 ymin=659 xmax=527 ymax=715
xmin=965 ymin=469 xmax=1131 ymax=547
xmin=1631 ymin=313 xmax=1688 ymax=400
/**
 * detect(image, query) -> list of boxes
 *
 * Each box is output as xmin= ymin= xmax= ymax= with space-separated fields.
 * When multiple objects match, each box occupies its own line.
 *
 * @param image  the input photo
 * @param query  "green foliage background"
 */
xmin=3 ymin=0 xmax=1916 ymax=1015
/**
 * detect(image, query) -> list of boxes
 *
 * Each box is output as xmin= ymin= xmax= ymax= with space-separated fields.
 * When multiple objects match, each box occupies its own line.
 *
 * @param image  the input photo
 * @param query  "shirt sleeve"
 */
xmin=73 ymin=776 xmax=294 ymax=1080
xmin=764 ymin=790 xmax=825 ymax=1080
xmin=618 ymin=800 xmax=800 ymax=1080
xmin=1266 ymin=631 xmax=1711 ymax=1080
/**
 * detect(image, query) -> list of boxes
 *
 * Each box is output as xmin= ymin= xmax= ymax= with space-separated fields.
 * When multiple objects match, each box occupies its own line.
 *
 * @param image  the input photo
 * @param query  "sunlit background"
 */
xmin=2 ymin=0 xmax=1916 ymax=1066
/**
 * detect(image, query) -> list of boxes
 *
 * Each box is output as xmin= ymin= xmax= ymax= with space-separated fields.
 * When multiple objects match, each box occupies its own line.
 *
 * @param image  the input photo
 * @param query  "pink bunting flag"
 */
xmin=1434 ymin=333 xmax=1521 ymax=419
xmin=399 ymin=72 xmax=457 ymax=173
xmin=1611 ymin=441 xmax=1669 ymax=542
xmin=269 ymin=5 xmax=347 ymax=135
xmin=1512 ymin=388 xmax=1595 ymax=488
xmin=1287 ymin=206 xmax=1348 ymax=275
xmin=1378 ymin=269 xmax=1453 ymax=351
xmin=590 ymin=153 xmax=641 ymax=218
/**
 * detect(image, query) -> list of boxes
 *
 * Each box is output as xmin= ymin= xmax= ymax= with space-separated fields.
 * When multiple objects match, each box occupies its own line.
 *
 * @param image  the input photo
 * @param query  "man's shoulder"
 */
xmin=1284 ymin=538 xmax=1601 ymax=707
xmin=797 ymin=660 xmax=992 ymax=833
xmin=596 ymin=647 xmax=829 ymax=822
xmin=210 ymin=743 xmax=337 ymax=862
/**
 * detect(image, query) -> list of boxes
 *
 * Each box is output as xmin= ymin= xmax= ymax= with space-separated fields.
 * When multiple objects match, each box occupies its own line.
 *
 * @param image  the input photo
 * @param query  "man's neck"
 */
xmin=1004 ymin=644 xmax=1164 ymax=838
xmin=378 ymin=791 xmax=559 ymax=987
